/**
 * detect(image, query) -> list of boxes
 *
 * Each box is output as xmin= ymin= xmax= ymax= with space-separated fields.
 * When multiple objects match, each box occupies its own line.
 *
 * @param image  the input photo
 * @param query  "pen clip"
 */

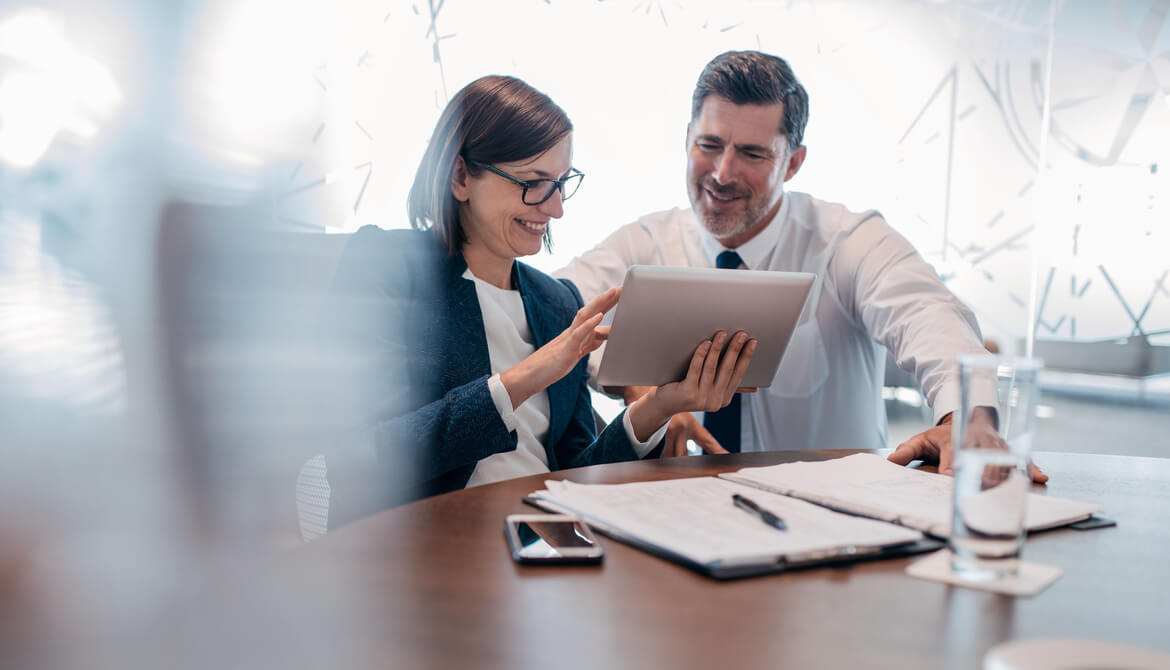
xmin=732 ymin=494 xmax=758 ymax=513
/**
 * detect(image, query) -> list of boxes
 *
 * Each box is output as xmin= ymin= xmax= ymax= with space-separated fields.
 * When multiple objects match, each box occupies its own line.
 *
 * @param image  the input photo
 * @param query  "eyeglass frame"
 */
xmin=466 ymin=160 xmax=585 ymax=206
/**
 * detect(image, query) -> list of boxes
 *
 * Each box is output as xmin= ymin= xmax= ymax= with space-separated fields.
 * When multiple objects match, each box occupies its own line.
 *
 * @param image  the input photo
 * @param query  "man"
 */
xmin=556 ymin=50 xmax=1046 ymax=482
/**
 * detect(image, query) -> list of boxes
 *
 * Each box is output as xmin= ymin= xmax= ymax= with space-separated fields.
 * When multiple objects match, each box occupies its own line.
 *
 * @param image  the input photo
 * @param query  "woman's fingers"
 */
xmin=574 ymin=313 xmax=605 ymax=355
xmin=567 ymin=312 xmax=604 ymax=341
xmin=575 ymin=287 xmax=620 ymax=325
xmin=552 ymin=312 xmax=604 ymax=365
xmin=589 ymin=325 xmax=610 ymax=349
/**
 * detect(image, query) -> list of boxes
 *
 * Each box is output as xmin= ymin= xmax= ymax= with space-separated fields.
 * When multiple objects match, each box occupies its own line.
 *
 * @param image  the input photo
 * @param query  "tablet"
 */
xmin=595 ymin=265 xmax=815 ymax=388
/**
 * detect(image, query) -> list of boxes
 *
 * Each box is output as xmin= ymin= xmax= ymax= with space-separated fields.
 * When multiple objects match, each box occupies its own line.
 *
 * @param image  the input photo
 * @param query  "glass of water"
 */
xmin=950 ymin=355 xmax=1043 ymax=580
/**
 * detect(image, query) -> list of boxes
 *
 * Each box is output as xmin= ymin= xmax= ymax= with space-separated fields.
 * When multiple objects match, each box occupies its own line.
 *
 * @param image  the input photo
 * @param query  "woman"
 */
xmin=329 ymin=75 xmax=755 ymax=506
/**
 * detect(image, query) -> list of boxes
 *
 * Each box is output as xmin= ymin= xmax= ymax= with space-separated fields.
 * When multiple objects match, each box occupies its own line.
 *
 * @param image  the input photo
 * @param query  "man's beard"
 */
xmin=690 ymin=178 xmax=762 ymax=241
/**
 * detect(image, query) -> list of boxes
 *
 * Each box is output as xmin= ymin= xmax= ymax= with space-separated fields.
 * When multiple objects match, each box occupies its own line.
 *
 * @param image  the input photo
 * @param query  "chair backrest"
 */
xmin=156 ymin=202 xmax=351 ymax=545
xmin=295 ymin=454 xmax=330 ymax=542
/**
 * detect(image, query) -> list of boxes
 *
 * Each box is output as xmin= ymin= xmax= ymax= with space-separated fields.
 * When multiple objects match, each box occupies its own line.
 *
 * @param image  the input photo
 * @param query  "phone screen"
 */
xmin=511 ymin=519 xmax=597 ymax=559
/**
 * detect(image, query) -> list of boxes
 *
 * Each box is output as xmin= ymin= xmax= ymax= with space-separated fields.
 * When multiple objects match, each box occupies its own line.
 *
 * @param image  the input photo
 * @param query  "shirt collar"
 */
xmin=697 ymin=193 xmax=790 ymax=270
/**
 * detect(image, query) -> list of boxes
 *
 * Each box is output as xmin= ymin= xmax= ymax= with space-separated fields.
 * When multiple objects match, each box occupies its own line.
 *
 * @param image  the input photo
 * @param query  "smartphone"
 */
xmin=504 ymin=514 xmax=604 ymax=564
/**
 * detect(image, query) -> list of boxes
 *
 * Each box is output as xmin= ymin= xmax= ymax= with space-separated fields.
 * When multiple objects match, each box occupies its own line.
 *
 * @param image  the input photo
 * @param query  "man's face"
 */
xmin=686 ymin=96 xmax=802 ymax=248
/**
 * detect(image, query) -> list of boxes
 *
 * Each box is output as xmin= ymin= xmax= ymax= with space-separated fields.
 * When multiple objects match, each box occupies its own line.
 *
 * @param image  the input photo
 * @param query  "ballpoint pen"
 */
xmin=732 ymin=493 xmax=788 ymax=531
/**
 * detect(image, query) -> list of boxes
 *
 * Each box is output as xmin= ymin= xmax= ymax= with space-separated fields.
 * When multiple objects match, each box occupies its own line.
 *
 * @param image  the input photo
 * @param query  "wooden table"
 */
xmin=283 ymin=451 xmax=1170 ymax=670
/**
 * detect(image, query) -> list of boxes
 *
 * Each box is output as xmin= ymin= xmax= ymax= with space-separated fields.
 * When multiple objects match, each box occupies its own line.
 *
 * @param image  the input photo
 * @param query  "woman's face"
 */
xmin=454 ymin=134 xmax=572 ymax=265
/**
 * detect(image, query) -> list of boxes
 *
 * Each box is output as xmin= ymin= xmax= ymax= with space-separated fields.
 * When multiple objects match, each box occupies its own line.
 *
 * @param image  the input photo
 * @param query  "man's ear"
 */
xmin=451 ymin=155 xmax=470 ymax=202
xmin=783 ymin=145 xmax=807 ymax=182
xmin=684 ymin=122 xmax=692 ymax=152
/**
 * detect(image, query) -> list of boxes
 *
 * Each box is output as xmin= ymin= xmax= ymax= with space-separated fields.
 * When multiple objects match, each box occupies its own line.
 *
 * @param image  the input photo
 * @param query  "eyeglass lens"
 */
xmin=524 ymin=173 xmax=583 ymax=205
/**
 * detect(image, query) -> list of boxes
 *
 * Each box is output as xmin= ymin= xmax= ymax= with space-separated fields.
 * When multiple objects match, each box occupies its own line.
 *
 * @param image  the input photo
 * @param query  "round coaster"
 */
xmin=985 ymin=638 xmax=1170 ymax=670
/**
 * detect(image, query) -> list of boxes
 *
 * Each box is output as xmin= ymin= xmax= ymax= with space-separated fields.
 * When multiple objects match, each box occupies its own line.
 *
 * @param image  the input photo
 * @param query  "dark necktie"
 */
xmin=702 ymin=250 xmax=744 ymax=453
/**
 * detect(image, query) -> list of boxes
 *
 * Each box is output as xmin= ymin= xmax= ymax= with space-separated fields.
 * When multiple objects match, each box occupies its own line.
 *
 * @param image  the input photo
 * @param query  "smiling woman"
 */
xmin=320 ymin=75 xmax=756 ymax=511
xmin=453 ymin=135 xmax=573 ymax=287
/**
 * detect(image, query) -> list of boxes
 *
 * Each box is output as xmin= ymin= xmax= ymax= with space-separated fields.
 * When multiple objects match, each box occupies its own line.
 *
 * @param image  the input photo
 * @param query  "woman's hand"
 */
xmin=627 ymin=331 xmax=757 ymax=442
xmin=499 ymin=288 xmax=620 ymax=410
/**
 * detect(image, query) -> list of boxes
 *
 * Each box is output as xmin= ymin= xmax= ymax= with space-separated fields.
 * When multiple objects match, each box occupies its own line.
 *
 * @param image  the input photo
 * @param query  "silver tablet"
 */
xmin=595 ymin=265 xmax=815 ymax=388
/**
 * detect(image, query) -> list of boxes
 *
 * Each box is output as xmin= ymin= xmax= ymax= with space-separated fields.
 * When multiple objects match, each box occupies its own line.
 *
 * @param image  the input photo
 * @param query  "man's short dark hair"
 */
xmin=691 ymin=51 xmax=809 ymax=152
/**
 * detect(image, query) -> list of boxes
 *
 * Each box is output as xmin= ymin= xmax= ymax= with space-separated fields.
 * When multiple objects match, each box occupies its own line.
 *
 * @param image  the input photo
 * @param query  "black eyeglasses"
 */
xmin=468 ymin=160 xmax=585 ymax=206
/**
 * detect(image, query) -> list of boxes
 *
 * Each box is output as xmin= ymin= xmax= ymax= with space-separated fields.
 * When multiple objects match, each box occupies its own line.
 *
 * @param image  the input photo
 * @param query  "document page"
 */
xmin=720 ymin=454 xmax=1103 ymax=536
xmin=532 ymin=476 xmax=922 ymax=567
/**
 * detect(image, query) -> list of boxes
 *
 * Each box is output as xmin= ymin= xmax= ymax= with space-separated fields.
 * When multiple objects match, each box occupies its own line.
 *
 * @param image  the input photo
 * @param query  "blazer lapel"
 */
xmin=514 ymin=263 xmax=575 ymax=468
xmin=436 ymin=252 xmax=492 ymax=387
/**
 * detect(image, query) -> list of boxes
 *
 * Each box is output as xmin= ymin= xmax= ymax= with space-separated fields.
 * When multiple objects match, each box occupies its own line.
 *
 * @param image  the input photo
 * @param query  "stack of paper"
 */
xmin=719 ymin=453 xmax=1103 ymax=536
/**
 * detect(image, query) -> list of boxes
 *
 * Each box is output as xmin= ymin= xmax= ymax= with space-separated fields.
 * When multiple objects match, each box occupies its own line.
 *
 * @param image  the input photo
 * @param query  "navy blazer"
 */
xmin=326 ymin=226 xmax=649 ymax=506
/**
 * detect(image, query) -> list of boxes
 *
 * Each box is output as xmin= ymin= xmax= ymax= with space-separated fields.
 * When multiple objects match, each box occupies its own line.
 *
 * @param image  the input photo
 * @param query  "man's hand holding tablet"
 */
xmin=624 ymin=329 xmax=758 ymax=443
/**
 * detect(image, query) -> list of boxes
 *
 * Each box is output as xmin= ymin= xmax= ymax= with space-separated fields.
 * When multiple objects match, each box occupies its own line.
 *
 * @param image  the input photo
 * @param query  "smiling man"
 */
xmin=556 ymin=51 xmax=1046 ymax=482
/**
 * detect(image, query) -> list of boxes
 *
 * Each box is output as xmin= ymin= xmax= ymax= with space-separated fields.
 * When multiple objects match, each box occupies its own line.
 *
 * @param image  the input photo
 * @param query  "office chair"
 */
xmin=295 ymin=455 xmax=330 ymax=542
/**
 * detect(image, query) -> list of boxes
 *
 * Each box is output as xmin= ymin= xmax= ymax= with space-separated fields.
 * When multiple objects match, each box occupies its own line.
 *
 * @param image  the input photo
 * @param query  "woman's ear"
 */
xmin=451 ymin=155 xmax=470 ymax=202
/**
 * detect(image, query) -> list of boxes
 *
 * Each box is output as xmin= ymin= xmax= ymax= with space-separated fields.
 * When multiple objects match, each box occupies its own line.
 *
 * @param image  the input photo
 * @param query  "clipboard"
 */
xmin=521 ymin=455 xmax=1102 ymax=581
xmin=523 ymin=488 xmax=944 ymax=580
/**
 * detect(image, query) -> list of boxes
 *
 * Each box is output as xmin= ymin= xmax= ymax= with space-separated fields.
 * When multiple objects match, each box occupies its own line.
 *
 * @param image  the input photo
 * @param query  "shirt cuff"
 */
xmin=932 ymin=380 xmax=998 ymax=426
xmin=622 ymin=404 xmax=669 ymax=458
xmin=487 ymin=373 xmax=519 ymax=433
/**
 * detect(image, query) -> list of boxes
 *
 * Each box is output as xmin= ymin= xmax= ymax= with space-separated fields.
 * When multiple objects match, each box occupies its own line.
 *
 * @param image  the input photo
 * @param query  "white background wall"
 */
xmin=196 ymin=0 xmax=1169 ymax=347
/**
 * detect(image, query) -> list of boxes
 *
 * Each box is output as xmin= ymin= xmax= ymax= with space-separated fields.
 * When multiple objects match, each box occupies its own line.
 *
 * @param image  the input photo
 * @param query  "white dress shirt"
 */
xmin=464 ymin=269 xmax=662 ymax=487
xmin=555 ymin=192 xmax=992 ymax=452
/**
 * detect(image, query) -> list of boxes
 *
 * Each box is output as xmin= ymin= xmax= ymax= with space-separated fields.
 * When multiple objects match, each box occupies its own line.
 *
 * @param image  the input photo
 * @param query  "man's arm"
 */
xmin=829 ymin=215 xmax=988 ymax=425
xmin=828 ymin=216 xmax=1046 ymax=482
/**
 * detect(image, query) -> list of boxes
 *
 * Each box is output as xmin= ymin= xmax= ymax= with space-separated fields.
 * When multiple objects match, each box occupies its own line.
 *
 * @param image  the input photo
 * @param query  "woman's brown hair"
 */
xmin=407 ymin=76 xmax=572 ymax=254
